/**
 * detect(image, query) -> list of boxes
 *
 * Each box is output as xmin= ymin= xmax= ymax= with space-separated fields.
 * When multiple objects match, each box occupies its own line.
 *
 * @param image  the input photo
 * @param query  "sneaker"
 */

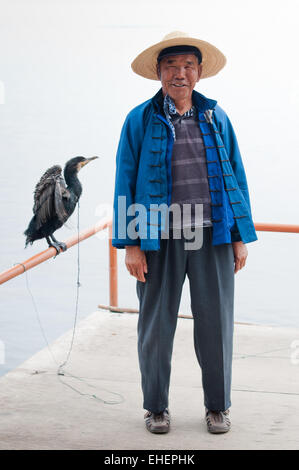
xmin=205 ymin=408 xmax=231 ymax=434
xmin=144 ymin=408 xmax=170 ymax=434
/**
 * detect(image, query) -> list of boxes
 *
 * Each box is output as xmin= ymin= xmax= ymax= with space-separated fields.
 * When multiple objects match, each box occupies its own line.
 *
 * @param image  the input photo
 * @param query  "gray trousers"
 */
xmin=136 ymin=226 xmax=235 ymax=413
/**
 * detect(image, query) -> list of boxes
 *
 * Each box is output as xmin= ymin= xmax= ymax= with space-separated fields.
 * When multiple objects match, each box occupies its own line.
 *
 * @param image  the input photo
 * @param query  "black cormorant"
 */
xmin=24 ymin=156 xmax=98 ymax=254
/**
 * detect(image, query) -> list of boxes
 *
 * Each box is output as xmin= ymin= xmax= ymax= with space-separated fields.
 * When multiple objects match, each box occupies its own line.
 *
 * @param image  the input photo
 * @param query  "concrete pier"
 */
xmin=0 ymin=311 xmax=298 ymax=450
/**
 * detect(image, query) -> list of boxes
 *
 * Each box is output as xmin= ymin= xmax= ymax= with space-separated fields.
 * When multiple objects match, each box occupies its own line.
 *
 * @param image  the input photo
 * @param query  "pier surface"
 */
xmin=0 ymin=311 xmax=298 ymax=450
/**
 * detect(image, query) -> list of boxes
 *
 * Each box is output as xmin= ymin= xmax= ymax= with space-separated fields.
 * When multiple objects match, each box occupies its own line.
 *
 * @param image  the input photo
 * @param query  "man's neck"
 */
xmin=170 ymin=97 xmax=193 ymax=116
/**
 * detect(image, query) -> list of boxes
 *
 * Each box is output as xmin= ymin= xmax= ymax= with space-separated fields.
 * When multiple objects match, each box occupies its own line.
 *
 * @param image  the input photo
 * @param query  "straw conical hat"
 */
xmin=131 ymin=31 xmax=226 ymax=80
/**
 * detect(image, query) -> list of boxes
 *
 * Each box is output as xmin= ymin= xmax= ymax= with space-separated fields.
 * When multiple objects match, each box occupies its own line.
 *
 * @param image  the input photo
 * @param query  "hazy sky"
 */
xmin=1 ymin=0 xmax=299 ymax=225
xmin=1 ymin=1 xmax=299 ymax=366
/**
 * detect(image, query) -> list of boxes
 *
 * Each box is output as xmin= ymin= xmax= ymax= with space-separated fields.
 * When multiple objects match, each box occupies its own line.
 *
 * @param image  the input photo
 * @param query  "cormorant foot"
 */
xmin=51 ymin=242 xmax=62 ymax=258
xmin=49 ymin=235 xmax=67 ymax=253
xmin=57 ymin=241 xmax=67 ymax=252
xmin=46 ymin=240 xmax=67 ymax=258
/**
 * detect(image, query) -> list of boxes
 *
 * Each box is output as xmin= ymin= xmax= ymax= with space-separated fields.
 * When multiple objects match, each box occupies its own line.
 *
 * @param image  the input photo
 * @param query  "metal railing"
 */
xmin=0 ymin=217 xmax=117 ymax=306
xmin=254 ymin=223 xmax=299 ymax=234
xmin=1 ymin=221 xmax=298 ymax=313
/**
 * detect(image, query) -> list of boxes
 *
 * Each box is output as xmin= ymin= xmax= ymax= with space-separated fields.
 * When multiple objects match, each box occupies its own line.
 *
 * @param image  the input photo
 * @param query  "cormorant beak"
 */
xmin=80 ymin=156 xmax=99 ymax=168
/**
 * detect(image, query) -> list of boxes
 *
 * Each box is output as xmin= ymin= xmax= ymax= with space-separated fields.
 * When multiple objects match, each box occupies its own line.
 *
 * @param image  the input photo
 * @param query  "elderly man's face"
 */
xmin=157 ymin=54 xmax=202 ymax=102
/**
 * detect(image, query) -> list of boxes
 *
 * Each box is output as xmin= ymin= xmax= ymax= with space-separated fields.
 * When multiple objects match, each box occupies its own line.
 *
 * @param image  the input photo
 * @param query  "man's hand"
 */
xmin=125 ymin=246 xmax=148 ymax=282
xmin=232 ymin=241 xmax=248 ymax=274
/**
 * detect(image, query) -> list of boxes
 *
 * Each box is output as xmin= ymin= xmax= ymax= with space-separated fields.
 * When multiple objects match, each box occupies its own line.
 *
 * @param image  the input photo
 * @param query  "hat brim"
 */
xmin=131 ymin=36 xmax=226 ymax=80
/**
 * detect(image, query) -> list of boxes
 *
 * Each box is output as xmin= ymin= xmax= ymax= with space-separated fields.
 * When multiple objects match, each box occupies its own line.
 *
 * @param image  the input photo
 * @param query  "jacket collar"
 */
xmin=151 ymin=87 xmax=217 ymax=114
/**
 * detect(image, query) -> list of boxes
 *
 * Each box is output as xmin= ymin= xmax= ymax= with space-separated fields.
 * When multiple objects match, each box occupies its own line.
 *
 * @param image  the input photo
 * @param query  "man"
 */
xmin=112 ymin=31 xmax=257 ymax=435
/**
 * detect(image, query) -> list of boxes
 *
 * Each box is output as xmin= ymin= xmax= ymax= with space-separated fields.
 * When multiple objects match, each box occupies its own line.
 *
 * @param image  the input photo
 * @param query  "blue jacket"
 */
xmin=112 ymin=88 xmax=258 ymax=250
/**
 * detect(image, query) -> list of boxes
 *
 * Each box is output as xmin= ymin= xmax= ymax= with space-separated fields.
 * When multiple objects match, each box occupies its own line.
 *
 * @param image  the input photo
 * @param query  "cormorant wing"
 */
xmin=54 ymin=177 xmax=71 ymax=225
xmin=33 ymin=165 xmax=70 ymax=229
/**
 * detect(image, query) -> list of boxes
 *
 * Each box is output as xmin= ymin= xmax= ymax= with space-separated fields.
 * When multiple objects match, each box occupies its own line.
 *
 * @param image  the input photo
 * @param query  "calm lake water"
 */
xmin=1 ymin=102 xmax=298 ymax=377
xmin=1 ymin=1 xmax=299 ymax=377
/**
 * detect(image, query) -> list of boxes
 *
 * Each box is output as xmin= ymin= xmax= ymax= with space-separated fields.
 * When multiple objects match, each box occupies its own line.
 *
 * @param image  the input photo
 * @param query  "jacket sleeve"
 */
xmin=214 ymin=106 xmax=254 ymax=242
xmin=112 ymin=109 xmax=144 ymax=249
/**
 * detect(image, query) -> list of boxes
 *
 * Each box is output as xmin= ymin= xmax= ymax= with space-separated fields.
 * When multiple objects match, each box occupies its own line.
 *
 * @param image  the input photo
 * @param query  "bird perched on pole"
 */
xmin=24 ymin=156 xmax=99 ymax=255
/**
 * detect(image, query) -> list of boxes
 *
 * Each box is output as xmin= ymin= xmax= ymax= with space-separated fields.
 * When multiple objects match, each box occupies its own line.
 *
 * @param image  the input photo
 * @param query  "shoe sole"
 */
xmin=146 ymin=425 xmax=170 ymax=434
xmin=207 ymin=427 xmax=230 ymax=434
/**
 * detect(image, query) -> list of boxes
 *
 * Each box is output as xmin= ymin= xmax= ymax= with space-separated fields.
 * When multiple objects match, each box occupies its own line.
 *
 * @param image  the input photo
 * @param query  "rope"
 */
xmin=23 ymin=269 xmax=59 ymax=367
xmin=20 ymin=200 xmax=124 ymax=405
xmin=57 ymin=199 xmax=81 ymax=375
